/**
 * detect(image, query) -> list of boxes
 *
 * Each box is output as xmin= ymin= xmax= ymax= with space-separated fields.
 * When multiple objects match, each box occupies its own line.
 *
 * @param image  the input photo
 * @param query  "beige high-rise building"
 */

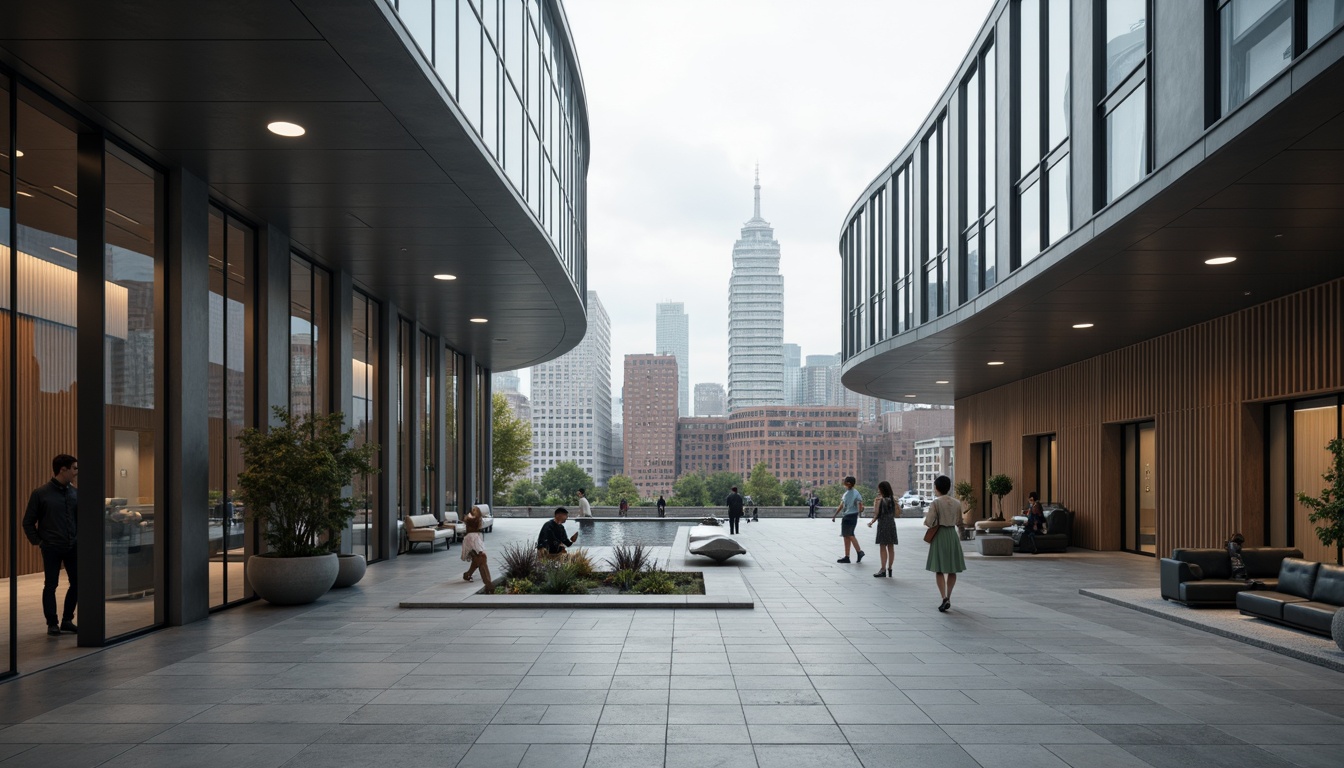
xmin=623 ymin=355 xmax=679 ymax=497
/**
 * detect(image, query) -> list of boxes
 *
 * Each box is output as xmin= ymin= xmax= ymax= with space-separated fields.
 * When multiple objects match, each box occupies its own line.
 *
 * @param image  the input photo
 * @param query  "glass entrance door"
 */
xmin=1122 ymin=421 xmax=1156 ymax=554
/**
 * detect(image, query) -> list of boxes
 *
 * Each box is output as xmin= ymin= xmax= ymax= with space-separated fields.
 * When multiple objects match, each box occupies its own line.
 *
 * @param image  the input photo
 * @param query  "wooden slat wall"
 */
xmin=955 ymin=278 xmax=1344 ymax=557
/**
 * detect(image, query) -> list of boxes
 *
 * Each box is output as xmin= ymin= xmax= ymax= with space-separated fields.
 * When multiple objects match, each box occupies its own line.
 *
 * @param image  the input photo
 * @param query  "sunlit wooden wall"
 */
xmin=957 ymin=278 xmax=1344 ymax=558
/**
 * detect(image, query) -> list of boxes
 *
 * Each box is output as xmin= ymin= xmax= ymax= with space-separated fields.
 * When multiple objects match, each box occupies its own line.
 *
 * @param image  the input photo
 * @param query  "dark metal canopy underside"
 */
xmin=0 ymin=0 xmax=587 ymax=371
xmin=844 ymin=42 xmax=1344 ymax=406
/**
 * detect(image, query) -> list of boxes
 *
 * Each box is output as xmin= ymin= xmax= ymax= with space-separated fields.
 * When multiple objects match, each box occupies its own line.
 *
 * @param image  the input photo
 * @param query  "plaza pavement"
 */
xmin=0 ymin=518 xmax=1341 ymax=768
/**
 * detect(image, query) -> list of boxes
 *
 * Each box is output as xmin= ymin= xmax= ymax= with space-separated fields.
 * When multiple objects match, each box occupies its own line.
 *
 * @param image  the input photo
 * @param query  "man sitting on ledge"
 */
xmin=537 ymin=507 xmax=579 ymax=555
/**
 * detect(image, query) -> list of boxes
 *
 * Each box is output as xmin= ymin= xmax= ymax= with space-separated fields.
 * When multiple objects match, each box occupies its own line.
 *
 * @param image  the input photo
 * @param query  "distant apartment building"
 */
xmin=656 ymin=302 xmax=690 ymax=417
xmin=610 ymin=395 xmax=624 ymax=476
xmin=694 ymin=382 xmax=726 ymax=416
xmin=727 ymin=171 xmax=785 ymax=411
xmin=800 ymin=354 xmax=838 ymax=405
xmin=914 ymin=437 xmax=956 ymax=498
xmin=783 ymin=343 xmax=802 ymax=405
xmin=726 ymin=406 xmax=859 ymax=488
xmin=677 ymin=417 xmax=729 ymax=476
xmin=530 ymin=291 xmax=613 ymax=485
xmin=859 ymin=407 xmax=956 ymax=493
xmin=623 ymin=355 xmax=679 ymax=497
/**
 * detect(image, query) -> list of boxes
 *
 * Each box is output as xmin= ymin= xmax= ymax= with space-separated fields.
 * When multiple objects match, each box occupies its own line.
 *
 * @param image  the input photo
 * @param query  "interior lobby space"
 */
xmin=0 ymin=519 xmax=1340 ymax=768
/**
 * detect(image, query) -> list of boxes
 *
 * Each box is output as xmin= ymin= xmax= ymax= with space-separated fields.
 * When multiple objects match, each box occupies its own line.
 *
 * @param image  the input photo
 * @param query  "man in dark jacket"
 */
xmin=537 ymin=508 xmax=579 ymax=554
xmin=23 ymin=454 xmax=79 ymax=636
xmin=725 ymin=486 xmax=744 ymax=535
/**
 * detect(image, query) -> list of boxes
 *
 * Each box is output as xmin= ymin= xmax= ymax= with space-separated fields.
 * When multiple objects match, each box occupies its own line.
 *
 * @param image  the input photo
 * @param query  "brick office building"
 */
xmin=726 ymin=406 xmax=859 ymax=489
xmin=677 ymin=417 xmax=730 ymax=476
xmin=623 ymin=355 xmax=679 ymax=497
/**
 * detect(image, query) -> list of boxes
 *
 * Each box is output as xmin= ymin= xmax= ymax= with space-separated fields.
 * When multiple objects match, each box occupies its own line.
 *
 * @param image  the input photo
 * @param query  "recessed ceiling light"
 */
xmin=987 ymin=361 xmax=1005 ymax=366
xmin=50 ymin=246 xmax=78 ymax=259
xmin=17 ymin=190 xmax=32 ymax=197
xmin=15 ymin=150 xmax=23 ymax=157
xmin=267 ymin=121 xmax=306 ymax=137
xmin=935 ymin=380 xmax=949 ymax=384
xmin=1205 ymin=256 xmax=1236 ymax=265
xmin=1274 ymin=233 xmax=1283 ymax=239
xmin=1072 ymin=323 xmax=1094 ymax=329
xmin=470 ymin=317 xmax=488 ymax=323
xmin=494 ymin=338 xmax=509 ymax=342
xmin=433 ymin=273 xmax=457 ymax=281
xmin=904 ymin=394 xmax=917 ymax=398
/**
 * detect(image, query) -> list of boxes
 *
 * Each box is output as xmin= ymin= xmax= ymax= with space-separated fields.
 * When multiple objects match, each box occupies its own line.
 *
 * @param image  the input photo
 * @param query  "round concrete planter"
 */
xmin=1333 ymin=607 xmax=1344 ymax=653
xmin=333 ymin=553 xmax=367 ymax=588
xmin=247 ymin=553 xmax=338 ymax=605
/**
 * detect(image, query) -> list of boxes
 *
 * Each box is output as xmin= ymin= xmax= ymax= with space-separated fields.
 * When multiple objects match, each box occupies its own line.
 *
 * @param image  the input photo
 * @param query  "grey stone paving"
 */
xmin=1 ymin=518 xmax=1342 ymax=767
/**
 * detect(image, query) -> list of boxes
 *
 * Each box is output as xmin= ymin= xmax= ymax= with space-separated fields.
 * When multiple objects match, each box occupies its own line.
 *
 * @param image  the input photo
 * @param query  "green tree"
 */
xmin=491 ymin=393 xmax=531 ymax=505
xmin=987 ymin=473 xmax=1014 ymax=520
xmin=541 ymin=462 xmax=595 ymax=506
xmin=781 ymin=479 xmax=805 ymax=506
xmin=746 ymin=462 xmax=783 ymax=506
xmin=671 ymin=472 xmax=710 ymax=506
xmin=705 ymin=471 xmax=742 ymax=505
xmin=508 ymin=478 xmax=544 ymax=507
xmin=1297 ymin=437 xmax=1344 ymax=565
xmin=817 ymin=483 xmax=845 ymax=508
xmin=604 ymin=474 xmax=641 ymax=507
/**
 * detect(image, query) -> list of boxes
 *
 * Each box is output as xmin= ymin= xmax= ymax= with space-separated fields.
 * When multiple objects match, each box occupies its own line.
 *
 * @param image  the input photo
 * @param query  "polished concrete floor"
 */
xmin=0 ymin=518 xmax=1341 ymax=768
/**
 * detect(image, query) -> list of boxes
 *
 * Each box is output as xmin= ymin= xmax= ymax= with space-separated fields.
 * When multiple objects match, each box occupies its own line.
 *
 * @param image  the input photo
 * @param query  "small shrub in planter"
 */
xmin=632 ymin=569 xmax=677 ymax=595
xmin=605 ymin=543 xmax=652 ymax=573
xmin=610 ymin=568 xmax=640 ymax=591
xmin=567 ymin=548 xmax=596 ymax=578
xmin=506 ymin=578 xmax=534 ymax=594
xmin=538 ymin=560 xmax=587 ymax=594
xmin=500 ymin=542 xmax=541 ymax=581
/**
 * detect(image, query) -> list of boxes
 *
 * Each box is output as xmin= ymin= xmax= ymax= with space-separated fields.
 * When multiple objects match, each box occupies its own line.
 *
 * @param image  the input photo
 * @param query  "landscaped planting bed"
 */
xmin=493 ymin=543 xmax=704 ymax=596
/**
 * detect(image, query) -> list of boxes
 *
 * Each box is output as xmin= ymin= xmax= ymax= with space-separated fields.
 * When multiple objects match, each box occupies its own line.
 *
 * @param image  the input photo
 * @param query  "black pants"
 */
xmin=729 ymin=515 xmax=740 ymax=534
xmin=41 ymin=545 xmax=78 ymax=626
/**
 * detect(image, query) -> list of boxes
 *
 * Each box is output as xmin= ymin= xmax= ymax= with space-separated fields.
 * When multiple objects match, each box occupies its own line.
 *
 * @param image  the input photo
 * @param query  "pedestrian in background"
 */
xmin=924 ymin=475 xmax=966 ymax=612
xmin=725 ymin=486 xmax=744 ymax=534
xmin=831 ymin=476 xmax=865 ymax=563
xmin=868 ymin=481 xmax=897 ymax=577
xmin=23 ymin=454 xmax=80 ymax=636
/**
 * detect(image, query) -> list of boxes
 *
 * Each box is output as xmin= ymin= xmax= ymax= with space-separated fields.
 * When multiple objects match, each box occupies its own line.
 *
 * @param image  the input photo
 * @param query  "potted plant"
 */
xmin=954 ymin=479 xmax=978 ymax=538
xmin=1297 ymin=437 xmax=1344 ymax=567
xmin=986 ymin=473 xmax=1014 ymax=521
xmin=236 ymin=407 xmax=379 ymax=605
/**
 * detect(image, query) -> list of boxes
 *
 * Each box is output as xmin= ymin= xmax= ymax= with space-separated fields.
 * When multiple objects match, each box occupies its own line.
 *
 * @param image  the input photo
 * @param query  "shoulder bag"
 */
xmin=923 ymin=523 xmax=940 ymax=544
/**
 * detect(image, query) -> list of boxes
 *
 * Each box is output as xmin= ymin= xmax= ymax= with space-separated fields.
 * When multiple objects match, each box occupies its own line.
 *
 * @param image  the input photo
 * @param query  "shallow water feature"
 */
xmin=564 ymin=519 xmax=688 ymax=547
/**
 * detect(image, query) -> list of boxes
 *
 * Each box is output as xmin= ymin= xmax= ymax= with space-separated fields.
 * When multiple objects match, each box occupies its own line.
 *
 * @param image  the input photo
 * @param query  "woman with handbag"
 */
xmin=923 ymin=475 xmax=966 ymax=612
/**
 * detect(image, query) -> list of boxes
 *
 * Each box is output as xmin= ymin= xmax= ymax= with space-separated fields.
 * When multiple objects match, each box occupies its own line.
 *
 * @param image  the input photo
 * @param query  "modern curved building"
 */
xmin=839 ymin=1 xmax=1344 ymax=560
xmin=0 ymin=0 xmax=588 ymax=672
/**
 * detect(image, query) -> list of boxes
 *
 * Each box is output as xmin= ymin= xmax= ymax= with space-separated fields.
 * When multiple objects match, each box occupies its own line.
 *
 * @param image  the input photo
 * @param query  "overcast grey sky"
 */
xmin=525 ymin=0 xmax=996 ymax=397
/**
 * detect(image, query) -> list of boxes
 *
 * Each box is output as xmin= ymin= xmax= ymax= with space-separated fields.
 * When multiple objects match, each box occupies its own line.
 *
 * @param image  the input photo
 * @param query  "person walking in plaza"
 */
xmin=831 ymin=476 xmax=865 ymax=563
xmin=1022 ymin=491 xmax=1046 ymax=554
xmin=657 ymin=494 xmax=666 ymax=518
xmin=924 ymin=475 xmax=966 ymax=612
xmin=618 ymin=498 xmax=629 ymax=517
xmin=460 ymin=507 xmax=492 ymax=591
xmin=808 ymin=493 xmax=819 ymax=519
xmin=576 ymin=488 xmax=592 ymax=518
xmin=22 ymin=454 xmax=80 ymax=636
xmin=868 ymin=480 xmax=897 ymax=577
xmin=725 ymin=486 xmax=745 ymax=535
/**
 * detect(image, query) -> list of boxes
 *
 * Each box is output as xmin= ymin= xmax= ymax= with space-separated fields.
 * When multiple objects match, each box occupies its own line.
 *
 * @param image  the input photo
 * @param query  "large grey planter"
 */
xmin=333 ymin=553 xmax=367 ymax=588
xmin=247 ymin=553 xmax=338 ymax=605
xmin=1333 ymin=606 xmax=1344 ymax=653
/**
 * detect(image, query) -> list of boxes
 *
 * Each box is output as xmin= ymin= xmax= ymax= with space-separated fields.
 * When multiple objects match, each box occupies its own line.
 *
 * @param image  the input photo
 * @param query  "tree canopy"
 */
xmin=491 ymin=393 xmax=531 ymax=505
xmin=781 ymin=479 xmax=805 ymax=506
xmin=745 ymin=462 xmax=783 ymax=506
xmin=671 ymin=472 xmax=710 ymax=507
xmin=604 ymin=474 xmax=640 ymax=507
xmin=705 ymin=471 xmax=742 ymax=505
xmin=507 ymin=478 xmax=544 ymax=507
xmin=540 ymin=461 xmax=594 ymax=506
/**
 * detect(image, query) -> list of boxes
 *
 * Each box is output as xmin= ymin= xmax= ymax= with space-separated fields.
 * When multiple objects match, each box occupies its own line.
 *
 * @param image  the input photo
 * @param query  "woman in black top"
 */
xmin=868 ymin=481 xmax=898 ymax=577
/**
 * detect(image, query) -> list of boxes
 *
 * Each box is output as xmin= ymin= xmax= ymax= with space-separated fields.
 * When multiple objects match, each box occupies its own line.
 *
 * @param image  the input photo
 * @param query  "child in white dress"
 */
xmin=461 ymin=506 xmax=492 ymax=590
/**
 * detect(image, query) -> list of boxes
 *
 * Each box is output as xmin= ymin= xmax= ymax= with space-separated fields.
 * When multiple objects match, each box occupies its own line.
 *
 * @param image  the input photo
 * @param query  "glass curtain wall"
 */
xmin=1 ymin=79 xmax=10 ymax=674
xmin=103 ymin=147 xmax=164 ymax=636
xmin=1219 ymin=0 xmax=1344 ymax=116
xmin=207 ymin=206 xmax=254 ymax=609
xmin=476 ymin=364 xmax=490 ymax=506
xmin=398 ymin=318 xmax=412 ymax=530
xmin=894 ymin=165 xmax=911 ymax=334
xmin=390 ymin=0 xmax=587 ymax=289
xmin=419 ymin=331 xmax=436 ymax=515
xmin=1101 ymin=0 xmax=1150 ymax=205
xmin=289 ymin=255 xmax=331 ymax=418
xmin=1016 ymin=0 xmax=1070 ymax=267
xmin=922 ymin=114 xmax=948 ymax=321
xmin=444 ymin=346 xmax=460 ymax=517
xmin=961 ymin=41 xmax=997 ymax=300
xmin=350 ymin=292 xmax=381 ymax=562
xmin=1268 ymin=395 xmax=1343 ymax=561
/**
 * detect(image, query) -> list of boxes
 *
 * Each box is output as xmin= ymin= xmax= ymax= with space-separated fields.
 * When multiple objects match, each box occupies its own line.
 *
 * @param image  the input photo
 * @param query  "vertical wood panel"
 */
xmin=955 ymin=278 xmax=1344 ymax=556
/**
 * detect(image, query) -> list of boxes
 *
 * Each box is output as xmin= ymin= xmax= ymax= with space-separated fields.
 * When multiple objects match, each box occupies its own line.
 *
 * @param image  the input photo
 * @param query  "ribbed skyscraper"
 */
xmin=727 ymin=168 xmax=784 ymax=413
xmin=655 ymin=302 xmax=690 ymax=417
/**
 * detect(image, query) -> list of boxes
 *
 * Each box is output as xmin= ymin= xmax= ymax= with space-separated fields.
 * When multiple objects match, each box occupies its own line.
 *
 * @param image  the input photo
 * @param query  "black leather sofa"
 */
xmin=1236 ymin=558 xmax=1344 ymax=636
xmin=1159 ymin=547 xmax=1302 ymax=606
xmin=1009 ymin=506 xmax=1073 ymax=553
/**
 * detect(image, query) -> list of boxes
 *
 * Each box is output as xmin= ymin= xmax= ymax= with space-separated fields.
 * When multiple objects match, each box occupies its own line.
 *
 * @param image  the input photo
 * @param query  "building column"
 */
xmin=76 ymin=132 xmax=106 ymax=647
xmin=377 ymin=300 xmax=398 ymax=560
xmin=432 ymin=338 xmax=447 ymax=518
xmin=480 ymin=367 xmax=493 ymax=506
xmin=258 ymin=226 xmax=291 ymax=424
xmin=461 ymin=354 xmax=477 ymax=508
xmin=164 ymin=166 xmax=210 ymax=626
xmin=332 ymin=270 xmax=354 ymax=551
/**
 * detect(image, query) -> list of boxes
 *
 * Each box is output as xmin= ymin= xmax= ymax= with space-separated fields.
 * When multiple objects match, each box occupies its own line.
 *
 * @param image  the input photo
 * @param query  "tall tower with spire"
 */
xmin=727 ymin=167 xmax=785 ymax=413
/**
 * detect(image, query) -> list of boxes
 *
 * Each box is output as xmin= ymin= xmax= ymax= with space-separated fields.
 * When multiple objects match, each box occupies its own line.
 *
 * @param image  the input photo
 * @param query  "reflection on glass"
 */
xmin=446 ymin=348 xmax=460 ymax=516
xmin=1019 ymin=180 xmax=1040 ymax=264
xmin=208 ymin=207 xmax=254 ymax=608
xmin=1106 ymin=0 xmax=1147 ymax=92
xmin=1047 ymin=0 xmax=1070 ymax=149
xmin=1048 ymin=155 xmax=1069 ymax=245
xmin=984 ymin=220 xmax=997 ymax=288
xmin=351 ymin=294 xmax=380 ymax=562
xmin=420 ymin=331 xmax=436 ymax=515
xmin=1221 ymin=0 xmax=1293 ymax=114
xmin=435 ymin=0 xmax=457 ymax=91
xmin=0 ymin=79 xmax=10 ymax=670
xmin=459 ymin=6 xmax=482 ymax=131
xmin=104 ymin=148 xmax=163 ymax=635
xmin=924 ymin=259 xmax=939 ymax=320
xmin=1107 ymin=83 xmax=1147 ymax=203
xmin=1018 ymin=0 xmax=1040 ymax=171
xmin=289 ymin=257 xmax=313 ymax=417
xmin=984 ymin=44 xmax=996 ymax=210
xmin=12 ymin=95 xmax=81 ymax=648
xmin=398 ymin=319 xmax=413 ymax=523
xmin=1293 ymin=401 xmax=1341 ymax=563
xmin=965 ymin=67 xmax=980 ymax=218
xmin=1308 ymin=0 xmax=1344 ymax=46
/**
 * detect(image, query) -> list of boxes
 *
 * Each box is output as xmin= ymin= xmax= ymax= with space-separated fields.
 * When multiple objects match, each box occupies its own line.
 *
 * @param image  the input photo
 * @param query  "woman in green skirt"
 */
xmin=923 ymin=475 xmax=966 ymax=612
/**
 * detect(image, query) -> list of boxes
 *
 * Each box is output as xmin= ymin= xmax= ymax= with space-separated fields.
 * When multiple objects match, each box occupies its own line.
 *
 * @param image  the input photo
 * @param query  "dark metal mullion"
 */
xmin=1286 ymin=404 xmax=1295 ymax=548
xmin=76 ymin=130 xmax=107 ymax=647
xmin=7 ymin=78 xmax=18 ymax=676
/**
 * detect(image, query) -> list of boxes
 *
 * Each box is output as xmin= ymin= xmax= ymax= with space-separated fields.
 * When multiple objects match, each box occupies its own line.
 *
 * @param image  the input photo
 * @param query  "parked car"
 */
xmin=898 ymin=491 xmax=927 ymax=508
